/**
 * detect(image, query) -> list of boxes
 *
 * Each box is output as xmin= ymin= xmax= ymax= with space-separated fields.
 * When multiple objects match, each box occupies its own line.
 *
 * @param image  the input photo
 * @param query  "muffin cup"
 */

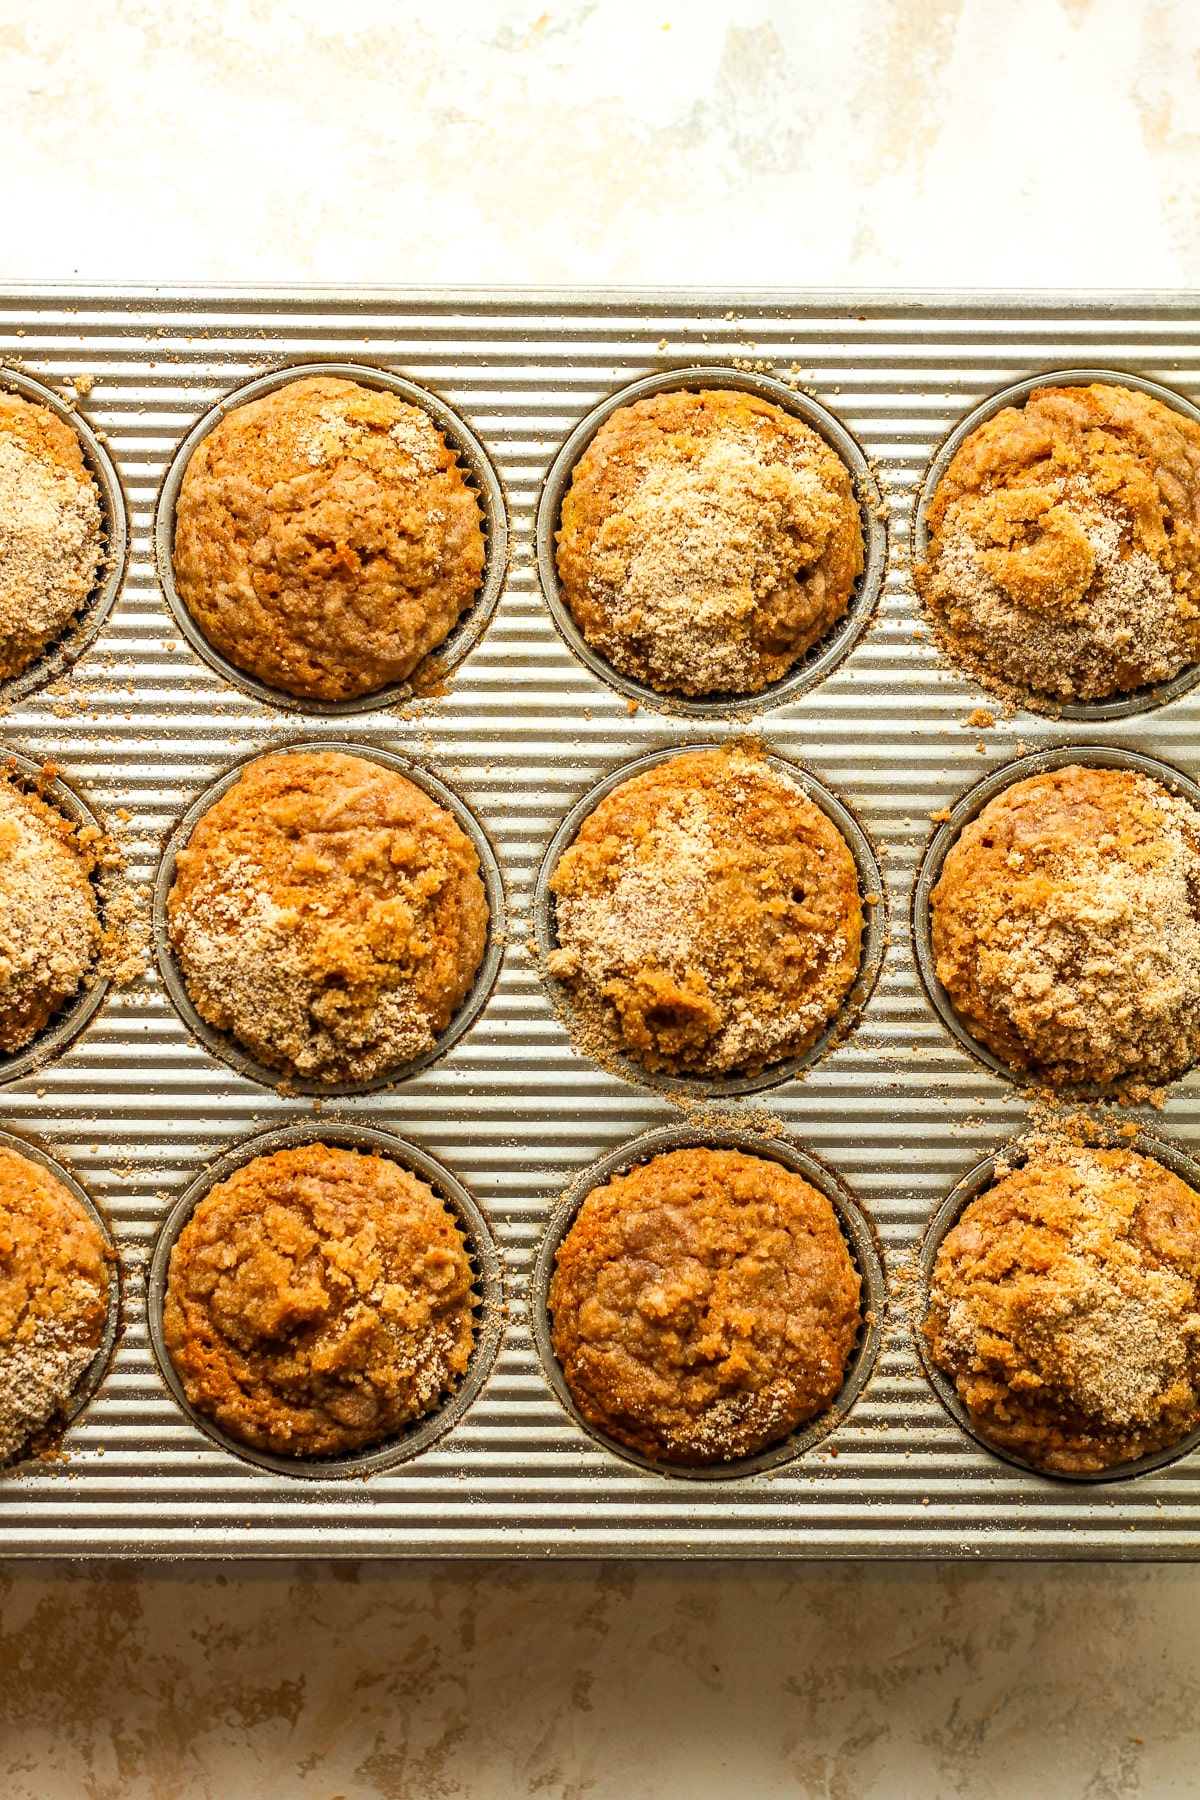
xmin=912 ymin=742 xmax=1200 ymax=1098
xmin=534 ymin=365 xmax=887 ymax=719
xmin=911 ymin=366 xmax=1200 ymax=722
xmin=917 ymin=1128 xmax=1200 ymax=1484
xmin=0 ymin=748 xmax=112 ymax=1087
xmin=146 ymin=1120 xmax=505 ymax=1480
xmin=533 ymin=741 xmax=887 ymax=1099
xmin=153 ymin=360 xmax=508 ymax=716
xmin=152 ymin=738 xmax=506 ymax=1097
xmin=529 ymin=1122 xmax=885 ymax=1482
xmin=0 ymin=367 xmax=128 ymax=706
xmin=0 ymin=1126 xmax=121 ymax=1465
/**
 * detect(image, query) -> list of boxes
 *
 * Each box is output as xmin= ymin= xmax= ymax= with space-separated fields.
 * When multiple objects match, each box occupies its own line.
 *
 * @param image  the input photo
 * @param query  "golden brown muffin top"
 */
xmin=917 ymin=382 xmax=1200 ymax=705
xmin=556 ymin=388 xmax=864 ymax=697
xmin=162 ymin=1142 xmax=477 ymax=1459
xmin=0 ymin=1145 xmax=111 ymax=1464
xmin=547 ymin=746 xmax=864 ymax=1078
xmin=930 ymin=764 xmax=1200 ymax=1090
xmin=924 ymin=1145 xmax=1200 ymax=1473
xmin=0 ymin=773 xmax=99 ymax=1056
xmin=549 ymin=1146 xmax=862 ymax=1464
xmin=0 ymin=391 xmax=102 ymax=683
xmin=172 ymin=376 xmax=486 ymax=702
xmin=167 ymin=750 xmax=489 ymax=1086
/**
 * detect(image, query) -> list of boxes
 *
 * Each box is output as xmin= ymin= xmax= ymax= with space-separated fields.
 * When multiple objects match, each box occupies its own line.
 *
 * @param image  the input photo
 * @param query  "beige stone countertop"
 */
xmin=4 ymin=1 xmax=1200 ymax=1795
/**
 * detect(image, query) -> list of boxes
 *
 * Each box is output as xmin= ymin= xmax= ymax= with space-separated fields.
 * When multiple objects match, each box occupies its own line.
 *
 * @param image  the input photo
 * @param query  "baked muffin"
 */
xmin=930 ymin=764 xmax=1200 ymax=1088
xmin=167 ymin=750 xmax=489 ymax=1085
xmin=0 ymin=391 xmax=103 ymax=683
xmin=555 ymin=388 xmax=864 ymax=696
xmin=162 ymin=1143 xmax=476 ymax=1458
xmin=549 ymin=1146 xmax=862 ymax=1464
xmin=917 ymin=382 xmax=1200 ymax=706
xmin=0 ymin=772 xmax=100 ymax=1055
xmin=0 ymin=1146 xmax=112 ymax=1465
xmin=924 ymin=1145 xmax=1200 ymax=1473
xmin=172 ymin=376 xmax=486 ymax=701
xmin=547 ymin=746 xmax=864 ymax=1078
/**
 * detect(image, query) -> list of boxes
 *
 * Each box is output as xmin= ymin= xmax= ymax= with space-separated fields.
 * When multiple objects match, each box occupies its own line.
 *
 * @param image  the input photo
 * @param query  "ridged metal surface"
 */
xmin=2 ymin=287 xmax=1200 ymax=1559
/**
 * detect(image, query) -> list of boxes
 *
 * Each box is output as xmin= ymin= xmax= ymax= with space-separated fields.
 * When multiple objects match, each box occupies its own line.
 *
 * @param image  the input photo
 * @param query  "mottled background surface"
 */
xmin=4 ymin=2 xmax=1200 ymax=1795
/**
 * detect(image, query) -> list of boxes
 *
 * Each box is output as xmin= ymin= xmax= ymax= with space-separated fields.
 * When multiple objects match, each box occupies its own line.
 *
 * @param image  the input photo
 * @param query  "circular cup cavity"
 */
xmin=530 ymin=1122 xmax=885 ymax=1481
xmin=0 ymin=748 xmax=111 ymax=1087
xmin=917 ymin=1127 xmax=1200 ymax=1484
xmin=533 ymin=741 xmax=887 ymax=1100
xmin=0 ymin=1126 xmax=121 ymax=1466
xmin=152 ymin=737 xmax=506 ymax=1097
xmin=0 ymin=367 xmax=128 ymax=706
xmin=146 ymin=1119 xmax=504 ymax=1480
xmin=535 ymin=364 xmax=887 ymax=719
xmin=154 ymin=360 xmax=508 ymax=716
xmin=912 ymin=365 xmax=1200 ymax=722
xmin=912 ymin=742 xmax=1200 ymax=1099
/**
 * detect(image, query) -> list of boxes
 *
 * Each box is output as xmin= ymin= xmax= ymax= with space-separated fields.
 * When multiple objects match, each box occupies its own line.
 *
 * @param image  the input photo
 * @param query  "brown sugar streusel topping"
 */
xmin=173 ymin=375 xmax=486 ymax=702
xmin=0 ymin=773 xmax=100 ymax=1055
xmin=549 ymin=1146 xmax=862 ymax=1464
xmin=167 ymin=751 xmax=489 ymax=1086
xmin=0 ymin=1146 xmax=111 ymax=1465
xmin=916 ymin=383 xmax=1200 ymax=706
xmin=924 ymin=1145 xmax=1200 ymax=1473
xmin=162 ymin=1143 xmax=476 ymax=1458
xmin=0 ymin=391 xmax=103 ymax=684
xmin=931 ymin=764 xmax=1200 ymax=1090
xmin=547 ymin=747 xmax=864 ymax=1078
xmin=556 ymin=388 xmax=864 ymax=697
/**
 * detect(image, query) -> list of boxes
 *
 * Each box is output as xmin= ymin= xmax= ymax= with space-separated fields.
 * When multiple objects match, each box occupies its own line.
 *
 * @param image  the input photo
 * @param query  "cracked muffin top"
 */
xmin=555 ymin=388 xmax=864 ymax=698
xmin=172 ymin=375 xmax=486 ymax=702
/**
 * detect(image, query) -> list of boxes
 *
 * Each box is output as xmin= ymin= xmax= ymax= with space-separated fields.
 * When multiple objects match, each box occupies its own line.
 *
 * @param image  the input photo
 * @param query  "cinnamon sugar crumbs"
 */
xmin=0 ymin=775 xmax=99 ymax=1055
xmin=0 ymin=393 xmax=102 ymax=682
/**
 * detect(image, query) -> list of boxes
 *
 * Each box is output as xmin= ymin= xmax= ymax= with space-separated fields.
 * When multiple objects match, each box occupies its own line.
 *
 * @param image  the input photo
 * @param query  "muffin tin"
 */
xmin=4 ymin=289 xmax=1200 ymax=1558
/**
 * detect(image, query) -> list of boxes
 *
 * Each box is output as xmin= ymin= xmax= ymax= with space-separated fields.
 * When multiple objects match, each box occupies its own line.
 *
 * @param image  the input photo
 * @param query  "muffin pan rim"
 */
xmin=144 ymin=1118 xmax=506 ymax=1482
xmin=151 ymin=735 xmax=507 ymax=1098
xmin=0 ymin=365 xmax=129 ymax=709
xmin=915 ymin=1127 xmax=1200 ymax=1485
xmin=531 ymin=738 xmax=889 ymax=1099
xmin=527 ymin=1120 xmax=886 ymax=1483
xmin=152 ymin=357 xmax=510 ymax=717
xmin=911 ymin=741 xmax=1200 ymax=1099
xmin=911 ymin=365 xmax=1200 ymax=723
xmin=533 ymin=362 xmax=888 ymax=720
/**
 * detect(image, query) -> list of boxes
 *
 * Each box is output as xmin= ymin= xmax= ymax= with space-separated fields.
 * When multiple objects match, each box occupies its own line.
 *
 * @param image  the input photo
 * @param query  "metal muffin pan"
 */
xmin=535 ymin=363 xmax=888 ymax=720
xmin=0 ymin=366 xmax=128 ymax=708
xmin=531 ymin=740 xmax=887 ymax=1100
xmin=153 ymin=359 xmax=509 ymax=717
xmin=145 ymin=1120 xmax=504 ymax=1480
xmin=529 ymin=1121 xmax=885 ymax=1482
xmin=151 ymin=737 xmax=507 ymax=1098
xmin=911 ymin=742 xmax=1200 ymax=1097
xmin=911 ymin=365 xmax=1200 ymax=723
xmin=6 ymin=288 xmax=1200 ymax=1557
xmin=916 ymin=1127 xmax=1200 ymax=1484
xmin=0 ymin=747 xmax=112 ymax=1086
xmin=0 ymin=1125 xmax=122 ymax=1461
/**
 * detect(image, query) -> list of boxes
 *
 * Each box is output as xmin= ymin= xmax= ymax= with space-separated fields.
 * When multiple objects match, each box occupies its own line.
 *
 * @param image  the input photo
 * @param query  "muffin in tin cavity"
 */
xmin=165 ymin=748 xmax=490 ymax=1088
xmin=915 ymin=378 xmax=1200 ymax=710
xmin=548 ymin=1144 xmax=864 ymax=1466
xmin=555 ymin=386 xmax=865 ymax=699
xmin=923 ymin=1142 xmax=1200 ymax=1475
xmin=171 ymin=374 xmax=487 ymax=703
xmin=0 ymin=765 xmax=101 ymax=1056
xmin=928 ymin=760 xmax=1200 ymax=1092
xmin=0 ymin=1142 xmax=114 ymax=1467
xmin=0 ymin=389 xmax=104 ymax=685
xmin=162 ymin=1140 xmax=477 ymax=1459
xmin=545 ymin=744 xmax=868 ymax=1083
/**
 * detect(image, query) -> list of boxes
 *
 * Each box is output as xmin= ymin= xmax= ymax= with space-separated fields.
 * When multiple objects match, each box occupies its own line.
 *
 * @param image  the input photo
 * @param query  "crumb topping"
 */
xmin=0 ymin=774 xmax=100 ymax=1055
xmin=0 ymin=392 xmax=102 ymax=683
